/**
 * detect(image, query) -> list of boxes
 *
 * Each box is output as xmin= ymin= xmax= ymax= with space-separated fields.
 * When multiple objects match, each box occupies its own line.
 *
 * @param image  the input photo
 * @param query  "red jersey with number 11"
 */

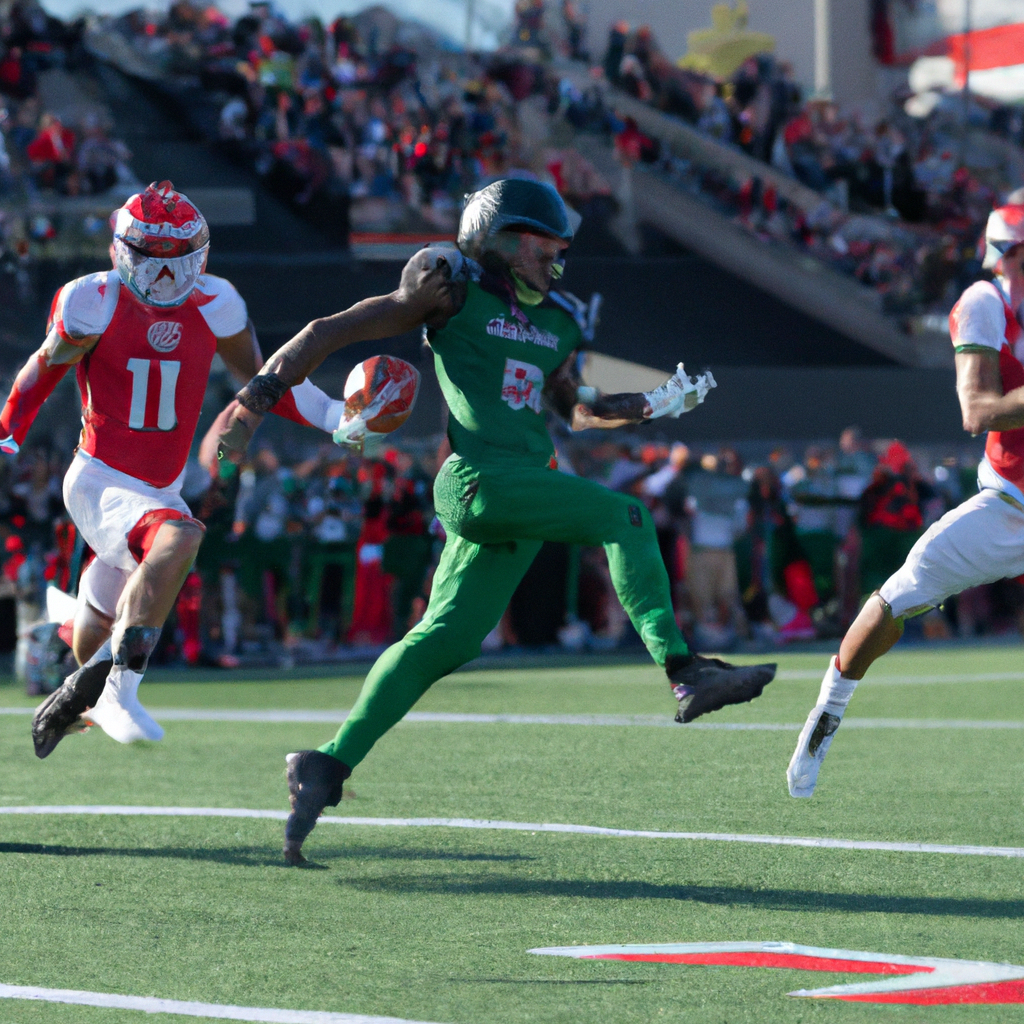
xmin=949 ymin=279 xmax=1024 ymax=493
xmin=51 ymin=271 xmax=245 ymax=488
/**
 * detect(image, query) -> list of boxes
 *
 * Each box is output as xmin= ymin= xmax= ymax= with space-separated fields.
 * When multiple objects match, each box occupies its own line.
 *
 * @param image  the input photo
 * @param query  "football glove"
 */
xmin=0 ymin=435 xmax=19 ymax=456
xmin=643 ymin=364 xmax=716 ymax=419
xmin=332 ymin=376 xmax=407 ymax=453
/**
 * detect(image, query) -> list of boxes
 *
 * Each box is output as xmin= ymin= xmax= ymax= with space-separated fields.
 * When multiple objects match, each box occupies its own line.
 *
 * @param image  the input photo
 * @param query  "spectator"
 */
xmin=683 ymin=450 xmax=749 ymax=650
xmin=75 ymin=116 xmax=132 ymax=194
xmin=858 ymin=441 xmax=931 ymax=597
xmin=25 ymin=112 xmax=76 ymax=193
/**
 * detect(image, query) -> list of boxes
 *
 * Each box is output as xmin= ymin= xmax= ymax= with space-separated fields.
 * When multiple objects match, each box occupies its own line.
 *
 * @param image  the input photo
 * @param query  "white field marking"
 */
xmin=778 ymin=670 xmax=1024 ymax=685
xmin=2 ymin=708 xmax=1023 ymax=729
xmin=2 ymin=806 xmax=1023 ymax=859
xmin=0 ymin=983 xmax=442 ymax=1023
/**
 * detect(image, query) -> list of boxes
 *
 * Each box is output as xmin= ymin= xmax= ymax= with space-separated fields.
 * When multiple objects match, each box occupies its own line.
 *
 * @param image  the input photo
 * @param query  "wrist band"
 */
xmin=236 ymin=373 xmax=288 ymax=414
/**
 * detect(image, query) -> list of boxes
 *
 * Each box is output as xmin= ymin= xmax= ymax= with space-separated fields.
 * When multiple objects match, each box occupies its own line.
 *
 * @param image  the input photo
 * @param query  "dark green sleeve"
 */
xmin=953 ymin=344 xmax=1000 ymax=355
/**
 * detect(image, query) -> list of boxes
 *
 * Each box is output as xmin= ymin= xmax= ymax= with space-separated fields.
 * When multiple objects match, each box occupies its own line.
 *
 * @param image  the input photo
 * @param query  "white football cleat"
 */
xmin=84 ymin=667 xmax=164 ymax=744
xmin=787 ymin=656 xmax=857 ymax=798
xmin=787 ymin=704 xmax=842 ymax=797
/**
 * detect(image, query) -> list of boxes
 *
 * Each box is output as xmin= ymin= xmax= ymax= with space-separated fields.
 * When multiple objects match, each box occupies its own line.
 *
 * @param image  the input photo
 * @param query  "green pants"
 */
xmin=320 ymin=457 xmax=689 ymax=768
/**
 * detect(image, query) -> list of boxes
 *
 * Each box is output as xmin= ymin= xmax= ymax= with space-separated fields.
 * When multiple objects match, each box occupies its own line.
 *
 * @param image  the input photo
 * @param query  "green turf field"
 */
xmin=1 ymin=646 xmax=1023 ymax=1023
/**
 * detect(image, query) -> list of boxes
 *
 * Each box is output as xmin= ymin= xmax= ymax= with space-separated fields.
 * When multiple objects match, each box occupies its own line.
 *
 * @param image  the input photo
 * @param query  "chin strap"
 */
xmin=511 ymin=271 xmax=545 ymax=307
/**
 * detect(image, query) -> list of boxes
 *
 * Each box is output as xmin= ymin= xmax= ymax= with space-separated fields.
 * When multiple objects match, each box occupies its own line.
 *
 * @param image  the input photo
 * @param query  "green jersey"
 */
xmin=428 ymin=279 xmax=582 ymax=468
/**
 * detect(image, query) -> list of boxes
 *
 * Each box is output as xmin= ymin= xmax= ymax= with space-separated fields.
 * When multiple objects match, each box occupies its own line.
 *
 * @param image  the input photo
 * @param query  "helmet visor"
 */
xmin=114 ymin=238 xmax=208 ymax=306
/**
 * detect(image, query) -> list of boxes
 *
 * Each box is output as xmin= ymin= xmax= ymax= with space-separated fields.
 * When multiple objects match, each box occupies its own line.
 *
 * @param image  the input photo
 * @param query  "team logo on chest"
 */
xmin=147 ymin=321 xmax=183 ymax=353
xmin=501 ymin=357 xmax=544 ymax=413
xmin=486 ymin=316 xmax=559 ymax=351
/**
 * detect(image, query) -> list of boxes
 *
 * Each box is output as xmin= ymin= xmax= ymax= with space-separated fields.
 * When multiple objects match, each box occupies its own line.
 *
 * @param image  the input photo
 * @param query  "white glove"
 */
xmin=332 ymin=415 xmax=369 ymax=452
xmin=0 ymin=435 xmax=19 ymax=455
xmin=331 ymin=377 xmax=405 ymax=452
xmin=643 ymin=363 xmax=717 ymax=419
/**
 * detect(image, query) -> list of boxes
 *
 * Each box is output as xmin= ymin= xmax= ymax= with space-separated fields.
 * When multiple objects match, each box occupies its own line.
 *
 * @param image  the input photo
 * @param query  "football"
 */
xmin=343 ymin=355 xmax=420 ymax=433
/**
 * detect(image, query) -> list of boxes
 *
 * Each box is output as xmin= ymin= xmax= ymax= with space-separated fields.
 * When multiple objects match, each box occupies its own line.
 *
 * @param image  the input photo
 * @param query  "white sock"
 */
xmin=91 ymin=665 xmax=163 ymax=742
xmin=816 ymin=656 xmax=858 ymax=717
xmin=98 ymin=665 xmax=143 ymax=705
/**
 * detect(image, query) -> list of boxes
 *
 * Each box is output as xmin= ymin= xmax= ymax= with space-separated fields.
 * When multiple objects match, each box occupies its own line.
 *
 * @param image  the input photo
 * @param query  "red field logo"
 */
xmin=529 ymin=941 xmax=1024 ymax=1004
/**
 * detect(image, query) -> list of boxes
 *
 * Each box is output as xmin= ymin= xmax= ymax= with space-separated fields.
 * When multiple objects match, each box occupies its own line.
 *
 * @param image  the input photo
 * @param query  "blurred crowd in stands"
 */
xmin=589 ymin=21 xmax=1024 ymax=320
xmin=99 ymin=0 xmax=611 ymax=235
xmin=0 ymin=0 xmax=137 ymax=293
xmin=88 ymin=0 xmax=1024 ymax=319
xmin=0 ymin=424 xmax=1013 ymax=688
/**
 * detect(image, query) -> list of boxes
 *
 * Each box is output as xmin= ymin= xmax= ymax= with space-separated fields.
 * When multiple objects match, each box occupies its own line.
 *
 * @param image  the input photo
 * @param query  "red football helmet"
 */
xmin=112 ymin=181 xmax=210 ymax=306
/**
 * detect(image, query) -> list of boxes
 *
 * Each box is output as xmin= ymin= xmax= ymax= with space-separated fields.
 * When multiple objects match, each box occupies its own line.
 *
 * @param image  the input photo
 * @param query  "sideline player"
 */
xmin=0 ymin=181 xmax=348 ymax=756
xmin=218 ymin=178 xmax=777 ymax=864
xmin=789 ymin=202 xmax=1024 ymax=797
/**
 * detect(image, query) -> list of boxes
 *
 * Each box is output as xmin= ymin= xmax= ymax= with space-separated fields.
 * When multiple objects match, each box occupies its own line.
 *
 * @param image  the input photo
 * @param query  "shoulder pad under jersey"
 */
xmin=53 ymin=270 xmax=120 ymax=339
xmin=950 ymin=279 xmax=1009 ymax=353
xmin=547 ymin=289 xmax=602 ymax=343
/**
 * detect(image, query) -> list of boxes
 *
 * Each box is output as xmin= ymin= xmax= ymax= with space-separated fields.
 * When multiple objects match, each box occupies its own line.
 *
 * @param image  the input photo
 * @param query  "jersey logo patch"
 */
xmin=501 ymin=358 xmax=544 ymax=413
xmin=147 ymin=321 xmax=182 ymax=353
xmin=487 ymin=316 xmax=559 ymax=351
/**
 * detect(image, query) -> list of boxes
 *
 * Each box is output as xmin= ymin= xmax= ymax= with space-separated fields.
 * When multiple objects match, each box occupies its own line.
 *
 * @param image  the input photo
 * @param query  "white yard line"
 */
xmin=1 ymin=805 xmax=1022 ymax=860
xmin=0 ymin=983 xmax=443 ymax=1023
xmin=781 ymin=671 xmax=1024 ymax=685
xmin=2 ymin=707 xmax=1023 ymax=729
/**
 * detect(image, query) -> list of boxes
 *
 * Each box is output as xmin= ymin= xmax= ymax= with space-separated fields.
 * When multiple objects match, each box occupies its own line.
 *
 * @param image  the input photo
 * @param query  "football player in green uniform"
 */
xmin=218 ymin=179 xmax=777 ymax=864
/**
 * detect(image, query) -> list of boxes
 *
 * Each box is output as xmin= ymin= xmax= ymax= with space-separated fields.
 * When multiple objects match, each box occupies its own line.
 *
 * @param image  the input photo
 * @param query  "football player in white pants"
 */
xmin=789 ymin=202 xmax=1024 ymax=797
xmin=0 ymin=182 xmax=347 ymax=755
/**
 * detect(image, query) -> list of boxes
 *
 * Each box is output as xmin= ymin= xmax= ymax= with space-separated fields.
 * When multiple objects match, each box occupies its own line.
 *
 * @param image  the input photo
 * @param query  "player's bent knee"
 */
xmin=604 ymin=496 xmax=654 ymax=544
xmin=155 ymin=519 xmax=205 ymax=561
xmin=130 ymin=510 xmax=206 ymax=567
xmin=871 ymin=591 xmax=907 ymax=631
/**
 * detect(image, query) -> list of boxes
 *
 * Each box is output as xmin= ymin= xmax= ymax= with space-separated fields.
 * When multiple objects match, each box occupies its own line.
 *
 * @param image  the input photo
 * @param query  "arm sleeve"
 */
xmin=950 ymin=282 xmax=1007 ymax=352
xmin=272 ymin=378 xmax=346 ymax=433
xmin=1 ymin=272 xmax=113 ymax=443
xmin=0 ymin=353 xmax=70 ymax=444
xmin=196 ymin=275 xmax=249 ymax=337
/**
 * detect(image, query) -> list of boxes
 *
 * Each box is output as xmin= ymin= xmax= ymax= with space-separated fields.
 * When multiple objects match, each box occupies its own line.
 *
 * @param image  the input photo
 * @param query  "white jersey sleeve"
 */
xmin=194 ymin=274 xmax=249 ymax=338
xmin=53 ymin=270 xmax=120 ymax=339
xmin=288 ymin=378 xmax=346 ymax=433
xmin=950 ymin=281 xmax=1008 ymax=352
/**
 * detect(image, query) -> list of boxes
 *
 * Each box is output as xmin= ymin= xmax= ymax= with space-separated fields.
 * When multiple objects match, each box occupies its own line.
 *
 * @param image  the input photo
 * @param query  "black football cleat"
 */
xmin=31 ymin=656 xmax=113 ymax=759
xmin=283 ymin=750 xmax=350 ymax=865
xmin=666 ymin=653 xmax=777 ymax=723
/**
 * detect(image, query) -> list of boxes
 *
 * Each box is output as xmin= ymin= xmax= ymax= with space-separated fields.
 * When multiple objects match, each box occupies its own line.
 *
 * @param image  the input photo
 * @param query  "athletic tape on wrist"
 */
xmin=236 ymin=373 xmax=288 ymax=414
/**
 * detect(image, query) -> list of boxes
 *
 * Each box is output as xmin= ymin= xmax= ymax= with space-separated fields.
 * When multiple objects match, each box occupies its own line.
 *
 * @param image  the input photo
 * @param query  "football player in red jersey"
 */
xmin=0 ymin=182 xmax=349 ymax=756
xmin=788 ymin=203 xmax=1024 ymax=798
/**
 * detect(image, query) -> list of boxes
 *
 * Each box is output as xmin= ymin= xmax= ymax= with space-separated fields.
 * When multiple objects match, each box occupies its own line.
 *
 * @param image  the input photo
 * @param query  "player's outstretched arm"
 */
xmin=544 ymin=354 xmax=717 ymax=432
xmin=215 ymin=321 xmax=345 ymax=437
xmin=0 ymin=328 xmax=98 ymax=454
xmin=956 ymin=349 xmax=1024 ymax=433
xmin=217 ymin=248 xmax=459 ymax=460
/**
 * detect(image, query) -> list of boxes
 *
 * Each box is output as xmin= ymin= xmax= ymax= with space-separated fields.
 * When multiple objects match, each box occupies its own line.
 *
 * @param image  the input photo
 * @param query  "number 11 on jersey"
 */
xmin=127 ymin=358 xmax=180 ymax=431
